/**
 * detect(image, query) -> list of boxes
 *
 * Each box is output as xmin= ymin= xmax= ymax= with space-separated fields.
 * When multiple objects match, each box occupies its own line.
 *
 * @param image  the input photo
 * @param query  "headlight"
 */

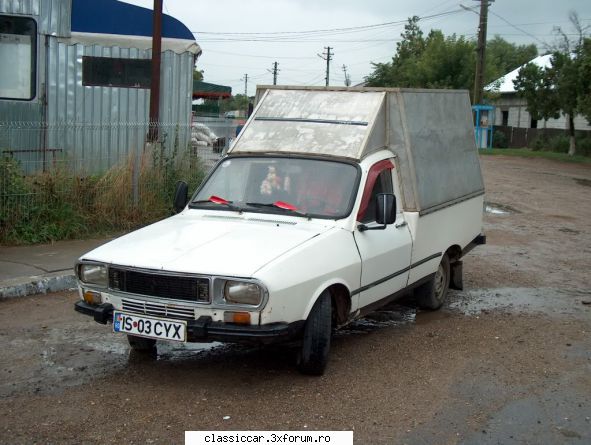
xmin=78 ymin=264 xmax=108 ymax=287
xmin=223 ymin=281 xmax=263 ymax=306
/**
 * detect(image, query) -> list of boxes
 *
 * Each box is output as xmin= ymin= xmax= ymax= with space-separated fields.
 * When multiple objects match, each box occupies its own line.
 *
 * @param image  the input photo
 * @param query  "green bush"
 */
xmin=530 ymin=133 xmax=591 ymax=155
xmin=0 ymin=148 xmax=206 ymax=245
xmin=492 ymin=130 xmax=508 ymax=148
xmin=529 ymin=135 xmax=548 ymax=151
xmin=576 ymin=136 xmax=591 ymax=156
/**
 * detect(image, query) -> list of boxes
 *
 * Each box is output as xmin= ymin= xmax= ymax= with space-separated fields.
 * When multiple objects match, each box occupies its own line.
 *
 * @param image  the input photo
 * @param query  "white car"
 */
xmin=75 ymin=87 xmax=485 ymax=375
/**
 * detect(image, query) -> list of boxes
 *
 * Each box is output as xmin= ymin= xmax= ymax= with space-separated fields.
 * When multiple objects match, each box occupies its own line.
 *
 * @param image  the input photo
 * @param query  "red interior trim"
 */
xmin=356 ymin=159 xmax=395 ymax=221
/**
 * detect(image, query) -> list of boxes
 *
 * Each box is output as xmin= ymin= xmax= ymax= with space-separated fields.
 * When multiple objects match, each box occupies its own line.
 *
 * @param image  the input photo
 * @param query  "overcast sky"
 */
xmin=122 ymin=0 xmax=591 ymax=96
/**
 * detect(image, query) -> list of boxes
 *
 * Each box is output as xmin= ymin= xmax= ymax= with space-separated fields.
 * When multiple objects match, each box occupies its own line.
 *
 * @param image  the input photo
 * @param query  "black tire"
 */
xmin=127 ymin=334 xmax=156 ymax=352
xmin=297 ymin=292 xmax=332 ymax=376
xmin=415 ymin=254 xmax=450 ymax=310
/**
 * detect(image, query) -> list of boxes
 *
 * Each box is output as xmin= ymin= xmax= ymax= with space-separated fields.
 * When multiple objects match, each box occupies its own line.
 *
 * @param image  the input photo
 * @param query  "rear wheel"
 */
xmin=296 ymin=291 xmax=332 ymax=375
xmin=415 ymin=254 xmax=450 ymax=310
xmin=127 ymin=334 xmax=156 ymax=352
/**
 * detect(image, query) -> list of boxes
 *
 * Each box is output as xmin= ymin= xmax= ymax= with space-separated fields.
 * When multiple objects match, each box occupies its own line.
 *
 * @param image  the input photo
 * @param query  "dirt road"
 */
xmin=1 ymin=155 xmax=590 ymax=445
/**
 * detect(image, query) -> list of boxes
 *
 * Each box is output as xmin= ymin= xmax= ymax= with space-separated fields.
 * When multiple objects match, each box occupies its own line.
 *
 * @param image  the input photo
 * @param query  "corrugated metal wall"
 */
xmin=45 ymin=39 xmax=193 ymax=173
xmin=0 ymin=0 xmax=71 ymax=36
xmin=1 ymin=0 xmax=194 ymax=174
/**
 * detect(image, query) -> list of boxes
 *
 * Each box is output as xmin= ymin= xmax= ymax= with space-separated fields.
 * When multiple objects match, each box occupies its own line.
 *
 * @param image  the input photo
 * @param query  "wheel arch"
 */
xmin=302 ymin=280 xmax=352 ymax=326
xmin=445 ymin=244 xmax=462 ymax=263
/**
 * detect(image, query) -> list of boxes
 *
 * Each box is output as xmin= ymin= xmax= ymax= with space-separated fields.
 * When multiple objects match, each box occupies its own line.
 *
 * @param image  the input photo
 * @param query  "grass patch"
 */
xmin=0 ymin=149 xmax=206 ymax=245
xmin=479 ymin=148 xmax=591 ymax=164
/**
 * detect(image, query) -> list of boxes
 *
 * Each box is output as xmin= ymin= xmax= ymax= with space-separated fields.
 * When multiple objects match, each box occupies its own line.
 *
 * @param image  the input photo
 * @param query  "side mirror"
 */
xmin=375 ymin=193 xmax=396 ymax=225
xmin=173 ymin=181 xmax=188 ymax=214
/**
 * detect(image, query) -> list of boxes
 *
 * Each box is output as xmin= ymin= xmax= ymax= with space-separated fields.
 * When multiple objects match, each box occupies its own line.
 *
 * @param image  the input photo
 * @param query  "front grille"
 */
xmin=109 ymin=267 xmax=209 ymax=302
xmin=122 ymin=298 xmax=195 ymax=320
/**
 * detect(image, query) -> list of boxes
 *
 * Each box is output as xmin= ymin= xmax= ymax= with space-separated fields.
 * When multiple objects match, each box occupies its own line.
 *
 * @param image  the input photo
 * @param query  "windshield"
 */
xmin=192 ymin=156 xmax=360 ymax=219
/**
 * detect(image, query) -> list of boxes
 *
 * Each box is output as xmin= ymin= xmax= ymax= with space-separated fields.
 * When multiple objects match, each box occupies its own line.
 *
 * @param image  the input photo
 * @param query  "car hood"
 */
xmin=80 ymin=211 xmax=334 ymax=277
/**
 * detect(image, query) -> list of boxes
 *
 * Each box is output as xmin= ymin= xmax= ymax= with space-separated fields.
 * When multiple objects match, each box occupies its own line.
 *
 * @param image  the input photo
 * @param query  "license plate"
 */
xmin=113 ymin=311 xmax=187 ymax=342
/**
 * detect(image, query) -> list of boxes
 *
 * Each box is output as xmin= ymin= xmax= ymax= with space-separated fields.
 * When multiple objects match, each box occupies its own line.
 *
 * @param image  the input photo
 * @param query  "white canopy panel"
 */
xmin=230 ymin=89 xmax=385 ymax=159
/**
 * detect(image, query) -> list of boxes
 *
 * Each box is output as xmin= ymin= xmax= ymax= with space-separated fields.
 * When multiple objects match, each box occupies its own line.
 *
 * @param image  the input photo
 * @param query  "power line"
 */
xmin=192 ymin=9 xmax=466 ymax=40
xmin=487 ymin=10 xmax=549 ymax=48
xmin=203 ymin=48 xmax=316 ymax=60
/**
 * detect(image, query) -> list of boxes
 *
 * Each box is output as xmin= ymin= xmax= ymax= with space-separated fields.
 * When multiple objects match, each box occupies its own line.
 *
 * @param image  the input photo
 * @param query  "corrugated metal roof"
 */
xmin=193 ymin=81 xmax=232 ymax=99
xmin=486 ymin=54 xmax=552 ymax=94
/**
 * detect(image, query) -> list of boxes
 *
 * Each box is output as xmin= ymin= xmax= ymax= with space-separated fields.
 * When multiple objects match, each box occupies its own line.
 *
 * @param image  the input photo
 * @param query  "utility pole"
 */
xmin=241 ymin=73 xmax=249 ymax=117
xmin=318 ymin=47 xmax=333 ymax=86
xmin=148 ymin=0 xmax=163 ymax=142
xmin=242 ymin=73 xmax=248 ymax=96
xmin=268 ymin=62 xmax=279 ymax=85
xmin=473 ymin=0 xmax=494 ymax=105
xmin=342 ymin=64 xmax=351 ymax=87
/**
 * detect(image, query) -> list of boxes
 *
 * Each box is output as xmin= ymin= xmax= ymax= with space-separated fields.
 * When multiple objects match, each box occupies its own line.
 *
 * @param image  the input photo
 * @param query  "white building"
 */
xmin=487 ymin=54 xmax=591 ymax=132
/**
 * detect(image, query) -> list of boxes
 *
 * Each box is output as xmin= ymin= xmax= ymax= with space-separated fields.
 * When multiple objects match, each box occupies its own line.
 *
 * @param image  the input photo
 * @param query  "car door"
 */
xmin=353 ymin=159 xmax=413 ymax=310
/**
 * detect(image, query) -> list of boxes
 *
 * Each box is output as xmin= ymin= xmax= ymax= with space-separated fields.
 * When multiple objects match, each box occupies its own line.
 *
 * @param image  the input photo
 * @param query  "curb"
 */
xmin=0 ymin=272 xmax=77 ymax=300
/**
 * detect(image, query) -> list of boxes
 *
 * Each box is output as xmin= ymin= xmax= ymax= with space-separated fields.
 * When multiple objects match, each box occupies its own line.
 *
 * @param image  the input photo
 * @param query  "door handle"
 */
xmin=395 ymin=221 xmax=407 ymax=229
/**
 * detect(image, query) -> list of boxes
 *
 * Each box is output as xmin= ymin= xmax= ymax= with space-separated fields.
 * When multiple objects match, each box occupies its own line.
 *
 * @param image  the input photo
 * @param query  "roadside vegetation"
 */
xmin=514 ymin=13 xmax=591 ymax=156
xmin=480 ymin=148 xmax=591 ymax=164
xmin=0 ymin=151 xmax=205 ymax=245
xmin=364 ymin=16 xmax=538 ymax=100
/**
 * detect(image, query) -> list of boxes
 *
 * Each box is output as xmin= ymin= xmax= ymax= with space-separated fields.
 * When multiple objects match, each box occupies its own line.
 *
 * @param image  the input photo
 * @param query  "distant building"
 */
xmin=486 ymin=55 xmax=590 ymax=146
xmin=0 ymin=0 xmax=200 ymax=173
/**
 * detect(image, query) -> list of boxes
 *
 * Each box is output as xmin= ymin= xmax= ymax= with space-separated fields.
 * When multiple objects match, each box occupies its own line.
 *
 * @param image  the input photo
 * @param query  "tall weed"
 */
xmin=0 ymin=147 xmax=205 ymax=245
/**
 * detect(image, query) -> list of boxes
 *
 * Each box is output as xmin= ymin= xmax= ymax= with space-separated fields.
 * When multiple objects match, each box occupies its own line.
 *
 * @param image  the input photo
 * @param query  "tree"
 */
xmin=549 ymin=52 xmax=581 ymax=155
xmin=486 ymin=36 xmax=538 ymax=82
xmin=515 ymin=12 xmax=588 ymax=156
xmin=365 ymin=16 xmax=426 ymax=87
xmin=415 ymin=31 xmax=475 ymax=90
xmin=579 ymin=38 xmax=591 ymax=123
xmin=219 ymin=94 xmax=249 ymax=114
xmin=365 ymin=18 xmax=476 ymax=90
xmin=513 ymin=62 xmax=560 ymax=129
xmin=193 ymin=69 xmax=204 ymax=82
xmin=364 ymin=18 xmax=537 ymax=101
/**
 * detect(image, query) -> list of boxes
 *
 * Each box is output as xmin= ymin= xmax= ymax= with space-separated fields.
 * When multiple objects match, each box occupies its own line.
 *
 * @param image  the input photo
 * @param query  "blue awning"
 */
xmin=71 ymin=0 xmax=195 ymax=42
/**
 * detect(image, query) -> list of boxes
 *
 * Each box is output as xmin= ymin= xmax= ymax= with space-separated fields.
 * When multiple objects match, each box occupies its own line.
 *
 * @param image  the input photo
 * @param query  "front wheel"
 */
xmin=415 ymin=254 xmax=450 ymax=310
xmin=296 ymin=291 xmax=332 ymax=376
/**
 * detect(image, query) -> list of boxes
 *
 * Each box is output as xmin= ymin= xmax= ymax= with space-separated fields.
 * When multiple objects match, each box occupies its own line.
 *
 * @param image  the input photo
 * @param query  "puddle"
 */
xmin=485 ymin=202 xmax=519 ymax=215
xmin=415 ymin=310 xmax=452 ymax=325
xmin=337 ymin=305 xmax=416 ymax=336
xmin=448 ymin=287 xmax=590 ymax=318
xmin=155 ymin=340 xmax=224 ymax=361
xmin=558 ymin=227 xmax=580 ymax=235
xmin=575 ymin=178 xmax=591 ymax=187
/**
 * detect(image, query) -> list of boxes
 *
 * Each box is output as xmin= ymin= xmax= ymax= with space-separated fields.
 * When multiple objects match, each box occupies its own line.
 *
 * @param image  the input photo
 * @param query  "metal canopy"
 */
xmin=230 ymin=86 xmax=484 ymax=213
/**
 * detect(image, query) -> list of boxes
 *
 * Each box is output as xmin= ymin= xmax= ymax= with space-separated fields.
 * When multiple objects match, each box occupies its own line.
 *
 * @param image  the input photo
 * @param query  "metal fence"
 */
xmin=493 ymin=125 xmax=591 ymax=149
xmin=0 ymin=118 xmax=235 ymax=243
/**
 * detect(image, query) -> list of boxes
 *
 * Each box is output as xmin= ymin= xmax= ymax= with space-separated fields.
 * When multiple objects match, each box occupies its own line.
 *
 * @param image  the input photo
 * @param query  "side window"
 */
xmin=82 ymin=56 xmax=152 ymax=89
xmin=0 ymin=15 xmax=37 ymax=100
xmin=360 ymin=169 xmax=393 ymax=223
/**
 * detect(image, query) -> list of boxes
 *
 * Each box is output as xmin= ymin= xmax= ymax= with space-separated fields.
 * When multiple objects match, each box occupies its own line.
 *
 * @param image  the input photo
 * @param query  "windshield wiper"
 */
xmin=246 ymin=201 xmax=311 ymax=219
xmin=191 ymin=195 xmax=244 ymax=213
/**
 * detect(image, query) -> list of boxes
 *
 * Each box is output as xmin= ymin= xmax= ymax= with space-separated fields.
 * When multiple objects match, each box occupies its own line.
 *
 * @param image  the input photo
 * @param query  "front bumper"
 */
xmin=74 ymin=300 xmax=304 ymax=344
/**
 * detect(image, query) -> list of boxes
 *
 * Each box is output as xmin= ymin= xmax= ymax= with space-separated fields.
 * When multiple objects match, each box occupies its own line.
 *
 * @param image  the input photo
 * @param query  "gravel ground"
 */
xmin=1 ymin=155 xmax=590 ymax=445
